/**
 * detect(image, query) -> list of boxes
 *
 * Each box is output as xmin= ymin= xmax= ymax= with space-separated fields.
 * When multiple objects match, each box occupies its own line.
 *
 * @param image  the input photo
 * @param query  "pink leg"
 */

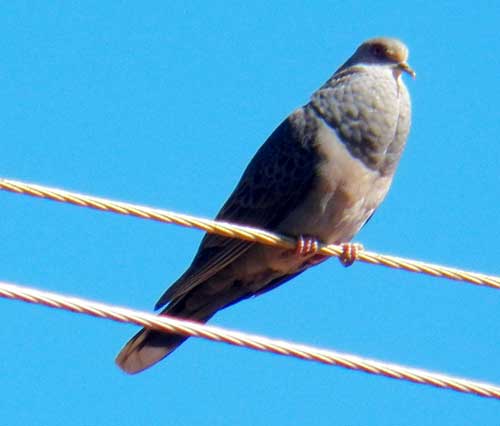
xmin=295 ymin=235 xmax=320 ymax=257
xmin=339 ymin=243 xmax=364 ymax=267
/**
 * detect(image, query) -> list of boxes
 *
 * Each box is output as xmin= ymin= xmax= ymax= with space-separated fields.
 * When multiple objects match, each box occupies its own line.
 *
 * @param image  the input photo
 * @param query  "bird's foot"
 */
xmin=339 ymin=243 xmax=364 ymax=267
xmin=295 ymin=235 xmax=320 ymax=257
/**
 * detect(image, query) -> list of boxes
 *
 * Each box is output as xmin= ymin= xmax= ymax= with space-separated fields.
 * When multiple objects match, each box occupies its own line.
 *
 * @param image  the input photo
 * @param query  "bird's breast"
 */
xmin=277 ymin=119 xmax=392 ymax=244
xmin=311 ymin=67 xmax=409 ymax=174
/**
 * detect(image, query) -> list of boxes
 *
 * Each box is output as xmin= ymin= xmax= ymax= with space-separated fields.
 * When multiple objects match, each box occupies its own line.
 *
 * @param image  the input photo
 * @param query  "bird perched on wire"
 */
xmin=116 ymin=36 xmax=415 ymax=374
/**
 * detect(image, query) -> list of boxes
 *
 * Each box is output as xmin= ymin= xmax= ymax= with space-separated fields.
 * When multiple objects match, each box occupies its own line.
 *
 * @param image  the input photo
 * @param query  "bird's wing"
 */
xmin=155 ymin=108 xmax=320 ymax=309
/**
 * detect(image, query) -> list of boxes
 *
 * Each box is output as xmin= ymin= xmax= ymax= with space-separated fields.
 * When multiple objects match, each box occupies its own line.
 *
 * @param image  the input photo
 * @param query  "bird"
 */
xmin=116 ymin=37 xmax=415 ymax=374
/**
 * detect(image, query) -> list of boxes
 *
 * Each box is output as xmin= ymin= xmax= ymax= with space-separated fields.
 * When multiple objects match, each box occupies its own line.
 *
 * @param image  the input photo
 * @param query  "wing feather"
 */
xmin=155 ymin=108 xmax=320 ymax=309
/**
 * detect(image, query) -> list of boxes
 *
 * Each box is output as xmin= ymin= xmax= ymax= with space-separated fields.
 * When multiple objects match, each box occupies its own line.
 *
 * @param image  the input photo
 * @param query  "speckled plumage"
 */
xmin=116 ymin=37 xmax=414 ymax=374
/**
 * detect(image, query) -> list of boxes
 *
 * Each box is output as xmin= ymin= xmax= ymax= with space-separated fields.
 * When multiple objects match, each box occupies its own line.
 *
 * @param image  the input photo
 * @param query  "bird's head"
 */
xmin=342 ymin=37 xmax=416 ymax=78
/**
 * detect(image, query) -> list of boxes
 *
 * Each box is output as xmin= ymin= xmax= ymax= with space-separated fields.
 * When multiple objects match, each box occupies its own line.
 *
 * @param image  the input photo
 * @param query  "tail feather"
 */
xmin=115 ymin=327 xmax=190 ymax=374
xmin=116 ymin=278 xmax=255 ymax=374
xmin=116 ymin=297 xmax=217 ymax=374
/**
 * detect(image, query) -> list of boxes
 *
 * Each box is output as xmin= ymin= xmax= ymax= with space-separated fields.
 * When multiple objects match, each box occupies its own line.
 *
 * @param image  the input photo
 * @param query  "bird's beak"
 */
xmin=398 ymin=62 xmax=416 ymax=78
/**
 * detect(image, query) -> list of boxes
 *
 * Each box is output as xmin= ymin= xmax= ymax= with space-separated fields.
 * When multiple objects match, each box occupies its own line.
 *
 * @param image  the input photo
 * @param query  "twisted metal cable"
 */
xmin=1 ymin=177 xmax=499 ymax=290
xmin=0 ymin=280 xmax=499 ymax=399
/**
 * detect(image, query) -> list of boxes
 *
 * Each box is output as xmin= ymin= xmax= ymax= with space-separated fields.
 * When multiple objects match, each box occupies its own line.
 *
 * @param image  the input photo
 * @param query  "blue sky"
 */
xmin=1 ymin=2 xmax=500 ymax=425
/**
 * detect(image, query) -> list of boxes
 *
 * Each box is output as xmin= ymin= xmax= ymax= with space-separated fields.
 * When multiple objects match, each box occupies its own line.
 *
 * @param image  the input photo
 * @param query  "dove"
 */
xmin=116 ymin=37 xmax=414 ymax=374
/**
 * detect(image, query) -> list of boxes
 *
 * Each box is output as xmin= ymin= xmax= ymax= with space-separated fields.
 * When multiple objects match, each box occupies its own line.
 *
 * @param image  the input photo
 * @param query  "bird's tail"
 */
xmin=115 ymin=324 xmax=193 ymax=374
xmin=116 ymin=275 xmax=256 ymax=373
xmin=115 ymin=293 xmax=220 ymax=374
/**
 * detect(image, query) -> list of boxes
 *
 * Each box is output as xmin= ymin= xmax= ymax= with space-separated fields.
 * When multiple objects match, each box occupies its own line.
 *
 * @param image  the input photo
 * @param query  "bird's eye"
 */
xmin=372 ymin=44 xmax=385 ymax=58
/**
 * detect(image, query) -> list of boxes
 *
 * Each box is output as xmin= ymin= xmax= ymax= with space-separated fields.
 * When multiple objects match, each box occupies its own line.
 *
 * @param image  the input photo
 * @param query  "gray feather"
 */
xmin=116 ymin=37 xmax=414 ymax=374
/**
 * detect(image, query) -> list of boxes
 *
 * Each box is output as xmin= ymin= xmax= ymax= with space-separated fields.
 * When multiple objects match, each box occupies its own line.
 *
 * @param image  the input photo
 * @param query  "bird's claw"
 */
xmin=339 ymin=243 xmax=364 ymax=267
xmin=295 ymin=235 xmax=320 ymax=257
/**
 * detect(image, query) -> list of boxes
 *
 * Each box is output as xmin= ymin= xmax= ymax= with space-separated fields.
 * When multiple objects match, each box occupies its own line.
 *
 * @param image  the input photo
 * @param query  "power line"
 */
xmin=1 ymin=177 xmax=499 ymax=290
xmin=1 ymin=177 xmax=500 ymax=399
xmin=1 ymin=280 xmax=499 ymax=400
